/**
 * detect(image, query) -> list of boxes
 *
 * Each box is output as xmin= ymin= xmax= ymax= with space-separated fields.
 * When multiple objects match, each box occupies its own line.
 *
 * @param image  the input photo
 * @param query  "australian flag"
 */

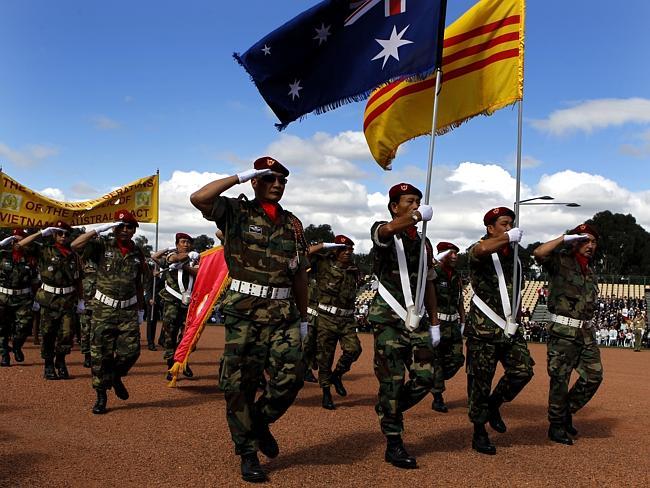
xmin=234 ymin=0 xmax=446 ymax=129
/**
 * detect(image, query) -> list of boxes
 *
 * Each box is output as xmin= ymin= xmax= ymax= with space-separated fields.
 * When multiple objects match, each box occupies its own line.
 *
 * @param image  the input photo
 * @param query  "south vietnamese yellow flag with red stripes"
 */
xmin=364 ymin=0 xmax=525 ymax=168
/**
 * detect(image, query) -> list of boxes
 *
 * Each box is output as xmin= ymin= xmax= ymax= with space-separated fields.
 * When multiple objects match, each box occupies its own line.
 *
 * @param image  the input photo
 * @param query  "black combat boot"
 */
xmin=44 ymin=358 xmax=59 ymax=380
xmin=565 ymin=412 xmax=578 ymax=436
xmin=166 ymin=358 xmax=174 ymax=381
xmin=321 ymin=387 xmax=336 ymax=410
xmin=472 ymin=423 xmax=497 ymax=455
xmin=487 ymin=394 xmax=506 ymax=433
xmin=255 ymin=420 xmax=279 ymax=459
xmin=92 ymin=389 xmax=108 ymax=414
xmin=13 ymin=337 xmax=25 ymax=363
xmin=54 ymin=354 xmax=70 ymax=379
xmin=548 ymin=423 xmax=573 ymax=445
xmin=83 ymin=353 xmax=92 ymax=368
xmin=384 ymin=435 xmax=417 ymax=469
xmin=330 ymin=371 xmax=347 ymax=397
xmin=240 ymin=453 xmax=267 ymax=483
xmin=303 ymin=368 xmax=317 ymax=383
xmin=0 ymin=352 xmax=9 ymax=367
xmin=183 ymin=363 xmax=194 ymax=378
xmin=113 ymin=374 xmax=129 ymax=400
xmin=431 ymin=392 xmax=448 ymax=413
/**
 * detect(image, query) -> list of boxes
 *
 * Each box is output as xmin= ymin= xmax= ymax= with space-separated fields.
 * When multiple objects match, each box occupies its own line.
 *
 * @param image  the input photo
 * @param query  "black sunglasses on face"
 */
xmin=260 ymin=174 xmax=287 ymax=185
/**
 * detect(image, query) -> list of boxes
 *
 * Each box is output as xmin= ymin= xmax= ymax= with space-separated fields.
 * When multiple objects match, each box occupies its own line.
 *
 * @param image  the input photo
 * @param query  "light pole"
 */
xmin=517 ymin=196 xmax=580 ymax=207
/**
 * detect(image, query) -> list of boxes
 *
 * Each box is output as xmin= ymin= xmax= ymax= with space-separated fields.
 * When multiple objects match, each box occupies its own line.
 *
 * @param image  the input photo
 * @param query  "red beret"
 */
xmin=54 ymin=221 xmax=73 ymax=232
xmin=483 ymin=207 xmax=516 ymax=226
xmin=568 ymin=223 xmax=599 ymax=240
xmin=436 ymin=241 xmax=459 ymax=253
xmin=253 ymin=156 xmax=290 ymax=177
xmin=114 ymin=209 xmax=139 ymax=227
xmin=334 ymin=234 xmax=354 ymax=247
xmin=12 ymin=228 xmax=28 ymax=237
xmin=388 ymin=182 xmax=422 ymax=202
xmin=175 ymin=232 xmax=193 ymax=243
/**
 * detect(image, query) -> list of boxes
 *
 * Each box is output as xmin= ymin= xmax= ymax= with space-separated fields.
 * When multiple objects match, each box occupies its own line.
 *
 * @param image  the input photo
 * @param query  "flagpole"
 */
xmin=414 ymin=0 xmax=447 ymax=316
xmin=150 ymin=169 xmax=160 ymax=321
xmin=511 ymin=100 xmax=524 ymax=321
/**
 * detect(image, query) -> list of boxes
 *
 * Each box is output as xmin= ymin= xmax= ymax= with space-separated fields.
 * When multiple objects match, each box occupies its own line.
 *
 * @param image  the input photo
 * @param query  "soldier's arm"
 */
xmin=292 ymin=266 xmax=309 ymax=321
xmin=70 ymin=229 xmax=99 ymax=252
xmin=533 ymin=235 xmax=565 ymax=262
xmin=190 ymin=175 xmax=239 ymax=215
xmin=377 ymin=212 xmax=424 ymax=241
xmin=472 ymin=235 xmax=510 ymax=257
xmin=151 ymin=248 xmax=170 ymax=262
xmin=424 ymin=280 xmax=439 ymax=326
xmin=16 ymin=230 xmax=46 ymax=249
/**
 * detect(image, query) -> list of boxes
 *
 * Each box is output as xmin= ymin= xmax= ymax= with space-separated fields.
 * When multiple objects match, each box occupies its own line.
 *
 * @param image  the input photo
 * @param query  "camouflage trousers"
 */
xmin=431 ymin=320 xmax=465 ymax=394
xmin=220 ymin=313 xmax=304 ymax=455
xmin=40 ymin=304 xmax=74 ymax=360
xmin=0 ymin=299 xmax=33 ymax=355
xmin=301 ymin=310 xmax=319 ymax=370
xmin=161 ymin=300 xmax=188 ymax=360
xmin=372 ymin=323 xmax=434 ymax=437
xmin=466 ymin=335 xmax=534 ymax=425
xmin=80 ymin=309 xmax=93 ymax=355
xmin=316 ymin=313 xmax=362 ymax=388
xmin=91 ymin=303 xmax=141 ymax=390
xmin=547 ymin=330 xmax=603 ymax=425
xmin=634 ymin=330 xmax=643 ymax=351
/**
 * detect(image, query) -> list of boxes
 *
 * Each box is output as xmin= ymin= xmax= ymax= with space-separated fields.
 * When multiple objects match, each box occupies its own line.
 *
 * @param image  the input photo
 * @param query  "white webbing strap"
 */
xmin=165 ymin=284 xmax=183 ymax=301
xmin=471 ymin=293 xmax=507 ymax=331
xmin=491 ymin=253 xmax=513 ymax=321
xmin=177 ymin=268 xmax=194 ymax=295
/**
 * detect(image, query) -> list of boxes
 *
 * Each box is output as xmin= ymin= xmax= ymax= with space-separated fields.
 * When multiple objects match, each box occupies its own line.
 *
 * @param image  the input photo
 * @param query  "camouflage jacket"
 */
xmin=0 ymin=248 xmax=38 ymax=306
xmin=83 ymin=238 xmax=145 ymax=305
xmin=311 ymin=252 xmax=359 ymax=312
xmin=432 ymin=263 xmax=462 ymax=319
xmin=466 ymin=238 xmax=519 ymax=341
xmin=540 ymin=249 xmax=598 ymax=338
xmin=81 ymin=260 xmax=98 ymax=306
xmin=203 ymin=195 xmax=308 ymax=323
xmin=159 ymin=252 xmax=197 ymax=304
xmin=367 ymin=221 xmax=435 ymax=329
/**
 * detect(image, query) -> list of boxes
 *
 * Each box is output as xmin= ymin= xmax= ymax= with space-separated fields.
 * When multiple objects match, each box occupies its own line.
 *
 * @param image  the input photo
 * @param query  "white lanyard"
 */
xmin=177 ymin=267 xmax=194 ymax=295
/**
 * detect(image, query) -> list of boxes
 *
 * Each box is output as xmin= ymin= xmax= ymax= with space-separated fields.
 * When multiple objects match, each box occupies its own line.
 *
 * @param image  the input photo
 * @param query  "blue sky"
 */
xmin=1 ymin=0 xmax=649 ymax=249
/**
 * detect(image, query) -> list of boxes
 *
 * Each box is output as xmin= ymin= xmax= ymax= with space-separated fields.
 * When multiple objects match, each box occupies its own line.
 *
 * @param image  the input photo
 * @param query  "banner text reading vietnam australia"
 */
xmin=0 ymin=172 xmax=159 ymax=228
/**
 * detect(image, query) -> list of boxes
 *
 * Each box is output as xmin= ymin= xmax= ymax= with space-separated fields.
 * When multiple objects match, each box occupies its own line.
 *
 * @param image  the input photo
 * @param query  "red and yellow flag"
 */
xmin=364 ymin=0 xmax=525 ymax=168
xmin=168 ymin=246 xmax=230 ymax=387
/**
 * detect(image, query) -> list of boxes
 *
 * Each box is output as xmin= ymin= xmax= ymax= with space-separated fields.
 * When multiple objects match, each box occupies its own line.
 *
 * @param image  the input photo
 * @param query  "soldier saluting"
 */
xmin=190 ymin=156 xmax=309 ymax=484
xmin=533 ymin=223 xmax=603 ymax=445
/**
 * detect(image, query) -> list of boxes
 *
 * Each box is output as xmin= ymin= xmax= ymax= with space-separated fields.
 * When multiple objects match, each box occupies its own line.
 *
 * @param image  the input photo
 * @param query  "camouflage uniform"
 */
xmin=539 ymin=249 xmax=603 ymax=425
xmin=632 ymin=316 xmax=645 ymax=352
xmin=33 ymin=243 xmax=81 ymax=360
xmin=368 ymin=222 xmax=435 ymax=437
xmin=466 ymin=241 xmax=534 ymax=425
xmin=83 ymin=238 xmax=144 ymax=390
xmin=311 ymin=253 xmax=361 ymax=388
xmin=302 ymin=280 xmax=319 ymax=371
xmin=0 ymin=247 xmax=38 ymax=358
xmin=203 ymin=195 xmax=307 ymax=455
xmin=79 ymin=260 xmax=98 ymax=356
xmin=431 ymin=263 xmax=464 ymax=394
xmin=159 ymin=253 xmax=195 ymax=360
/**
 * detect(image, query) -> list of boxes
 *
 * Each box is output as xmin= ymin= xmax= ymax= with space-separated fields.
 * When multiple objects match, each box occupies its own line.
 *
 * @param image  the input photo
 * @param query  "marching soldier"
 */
xmin=0 ymin=229 xmax=39 ymax=366
xmin=466 ymin=207 xmax=534 ymax=455
xmin=152 ymin=232 xmax=199 ymax=380
xmin=71 ymin=210 xmax=146 ymax=414
xmin=632 ymin=311 xmax=646 ymax=352
xmin=533 ymin=223 xmax=604 ymax=445
xmin=308 ymin=235 xmax=362 ymax=410
xmin=17 ymin=222 xmax=82 ymax=380
xmin=368 ymin=182 xmax=439 ymax=469
xmin=429 ymin=241 xmax=465 ymax=413
xmin=190 ymin=156 xmax=309 ymax=483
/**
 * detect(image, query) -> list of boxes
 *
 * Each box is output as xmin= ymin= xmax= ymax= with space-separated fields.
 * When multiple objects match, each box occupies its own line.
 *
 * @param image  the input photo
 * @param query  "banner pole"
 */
xmin=511 ymin=100 xmax=524 ymax=323
xmin=150 ymin=169 xmax=160 ymax=321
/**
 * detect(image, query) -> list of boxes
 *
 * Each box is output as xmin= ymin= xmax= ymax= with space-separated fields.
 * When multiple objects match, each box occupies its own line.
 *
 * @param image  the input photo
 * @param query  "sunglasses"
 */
xmin=260 ymin=174 xmax=287 ymax=185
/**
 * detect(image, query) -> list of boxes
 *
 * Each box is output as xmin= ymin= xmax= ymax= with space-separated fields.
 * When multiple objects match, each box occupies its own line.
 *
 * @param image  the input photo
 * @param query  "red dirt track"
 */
xmin=1 ymin=326 xmax=649 ymax=487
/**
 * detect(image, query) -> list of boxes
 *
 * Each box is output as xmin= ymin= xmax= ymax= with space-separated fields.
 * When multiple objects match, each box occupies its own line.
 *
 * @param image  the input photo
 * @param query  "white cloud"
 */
xmin=531 ymin=98 xmax=650 ymax=136
xmin=39 ymin=187 xmax=66 ymax=201
xmin=0 ymin=142 xmax=59 ymax=167
xmin=91 ymin=115 xmax=121 ymax=130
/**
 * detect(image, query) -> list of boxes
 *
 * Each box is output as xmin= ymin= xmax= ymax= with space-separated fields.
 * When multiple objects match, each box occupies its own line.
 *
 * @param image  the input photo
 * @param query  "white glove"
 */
xmin=435 ymin=250 xmax=451 ymax=262
xmin=322 ymin=242 xmax=346 ymax=249
xmin=237 ymin=168 xmax=272 ymax=184
xmin=429 ymin=324 xmax=441 ymax=348
xmin=188 ymin=251 xmax=200 ymax=261
xmin=41 ymin=227 xmax=64 ymax=237
xmin=417 ymin=204 xmax=433 ymax=222
xmin=137 ymin=309 xmax=145 ymax=323
xmin=76 ymin=299 xmax=85 ymax=313
xmin=299 ymin=321 xmax=309 ymax=341
xmin=94 ymin=222 xmax=120 ymax=235
xmin=0 ymin=236 xmax=16 ymax=246
xmin=506 ymin=227 xmax=523 ymax=243
xmin=564 ymin=233 xmax=589 ymax=243
xmin=460 ymin=322 xmax=465 ymax=335
xmin=32 ymin=301 xmax=41 ymax=312
xmin=169 ymin=262 xmax=183 ymax=271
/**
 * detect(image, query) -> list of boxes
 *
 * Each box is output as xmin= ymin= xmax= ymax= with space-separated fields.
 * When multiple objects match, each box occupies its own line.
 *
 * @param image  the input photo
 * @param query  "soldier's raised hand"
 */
xmin=188 ymin=251 xmax=200 ymax=262
xmin=563 ymin=233 xmax=590 ymax=243
xmin=417 ymin=204 xmax=434 ymax=222
xmin=0 ymin=235 xmax=16 ymax=246
xmin=41 ymin=227 xmax=64 ymax=237
xmin=94 ymin=222 xmax=120 ymax=235
xmin=237 ymin=168 xmax=272 ymax=184
xmin=506 ymin=227 xmax=523 ymax=243
xmin=322 ymin=242 xmax=346 ymax=249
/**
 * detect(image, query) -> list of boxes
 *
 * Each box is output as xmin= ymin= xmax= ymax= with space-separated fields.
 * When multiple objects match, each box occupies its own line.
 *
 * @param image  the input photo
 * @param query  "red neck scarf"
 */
xmin=405 ymin=226 xmax=418 ymax=240
xmin=54 ymin=242 xmax=71 ymax=257
xmin=574 ymin=252 xmax=589 ymax=275
xmin=116 ymin=239 xmax=134 ymax=256
xmin=441 ymin=262 xmax=453 ymax=281
xmin=260 ymin=201 xmax=280 ymax=223
xmin=12 ymin=247 xmax=23 ymax=263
